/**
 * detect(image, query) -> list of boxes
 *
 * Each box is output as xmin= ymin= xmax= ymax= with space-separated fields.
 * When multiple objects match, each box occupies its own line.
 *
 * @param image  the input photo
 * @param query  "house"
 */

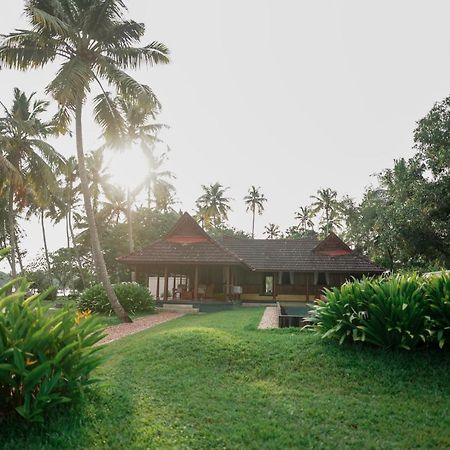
xmin=118 ymin=212 xmax=384 ymax=302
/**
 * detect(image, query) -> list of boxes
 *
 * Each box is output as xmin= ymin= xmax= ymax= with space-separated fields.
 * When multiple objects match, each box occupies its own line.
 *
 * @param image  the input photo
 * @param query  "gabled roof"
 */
xmin=118 ymin=212 xmax=245 ymax=266
xmin=118 ymin=212 xmax=385 ymax=273
xmin=220 ymin=236 xmax=384 ymax=273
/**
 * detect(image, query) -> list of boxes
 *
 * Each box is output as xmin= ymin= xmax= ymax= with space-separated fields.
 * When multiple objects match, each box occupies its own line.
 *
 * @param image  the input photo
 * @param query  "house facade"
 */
xmin=118 ymin=212 xmax=384 ymax=302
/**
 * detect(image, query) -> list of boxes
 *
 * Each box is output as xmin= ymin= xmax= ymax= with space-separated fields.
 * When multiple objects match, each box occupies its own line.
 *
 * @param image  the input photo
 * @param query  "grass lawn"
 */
xmin=2 ymin=308 xmax=450 ymax=449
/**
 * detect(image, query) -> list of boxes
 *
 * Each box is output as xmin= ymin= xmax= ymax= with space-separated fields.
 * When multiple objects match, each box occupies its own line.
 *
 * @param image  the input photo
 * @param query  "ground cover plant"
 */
xmin=77 ymin=282 xmax=155 ymax=315
xmin=310 ymin=273 xmax=450 ymax=350
xmin=0 ymin=251 xmax=105 ymax=423
xmin=1 ymin=308 xmax=449 ymax=449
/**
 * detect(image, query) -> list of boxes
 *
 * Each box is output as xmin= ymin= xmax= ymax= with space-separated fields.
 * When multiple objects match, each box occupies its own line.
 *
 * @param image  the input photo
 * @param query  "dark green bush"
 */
xmin=309 ymin=273 xmax=450 ymax=350
xmin=0 ymin=251 xmax=105 ymax=422
xmin=77 ymin=282 xmax=155 ymax=315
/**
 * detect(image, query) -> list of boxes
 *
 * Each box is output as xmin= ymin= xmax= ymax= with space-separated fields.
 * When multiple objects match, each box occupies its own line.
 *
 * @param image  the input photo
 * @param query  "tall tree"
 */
xmin=195 ymin=183 xmax=232 ymax=229
xmin=294 ymin=206 xmax=314 ymax=232
xmin=0 ymin=88 xmax=64 ymax=278
xmin=310 ymin=188 xmax=342 ymax=235
xmin=264 ymin=223 xmax=281 ymax=239
xmin=0 ymin=0 xmax=170 ymax=322
xmin=244 ymin=186 xmax=267 ymax=238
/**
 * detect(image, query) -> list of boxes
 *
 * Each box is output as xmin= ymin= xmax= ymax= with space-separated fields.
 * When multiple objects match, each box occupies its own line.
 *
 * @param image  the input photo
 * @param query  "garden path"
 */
xmin=99 ymin=311 xmax=185 ymax=344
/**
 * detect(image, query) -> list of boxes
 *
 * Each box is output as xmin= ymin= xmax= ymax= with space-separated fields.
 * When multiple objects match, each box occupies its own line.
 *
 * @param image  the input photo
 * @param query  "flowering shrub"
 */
xmin=309 ymin=273 xmax=450 ymax=350
xmin=77 ymin=282 xmax=155 ymax=315
xmin=0 ymin=251 xmax=105 ymax=422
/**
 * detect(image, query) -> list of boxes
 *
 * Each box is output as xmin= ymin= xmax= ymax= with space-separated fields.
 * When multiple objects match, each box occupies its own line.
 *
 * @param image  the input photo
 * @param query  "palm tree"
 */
xmin=264 ymin=223 xmax=281 ymax=239
xmin=100 ymin=185 xmax=128 ymax=225
xmin=0 ymin=88 xmax=64 ymax=278
xmin=244 ymin=186 xmax=267 ymax=238
xmin=294 ymin=206 xmax=314 ymax=232
xmin=86 ymin=149 xmax=113 ymax=217
xmin=93 ymin=93 xmax=173 ymax=209
xmin=310 ymin=188 xmax=342 ymax=235
xmin=0 ymin=1 xmax=170 ymax=322
xmin=195 ymin=183 xmax=232 ymax=229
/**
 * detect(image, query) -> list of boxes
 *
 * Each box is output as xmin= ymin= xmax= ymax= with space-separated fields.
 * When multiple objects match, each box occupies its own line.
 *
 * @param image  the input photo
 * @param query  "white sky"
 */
xmin=2 ymin=0 xmax=450 ymax=267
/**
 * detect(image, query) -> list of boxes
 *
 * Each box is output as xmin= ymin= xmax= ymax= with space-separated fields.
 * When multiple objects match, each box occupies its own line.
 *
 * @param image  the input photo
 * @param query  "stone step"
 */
xmin=161 ymin=304 xmax=200 ymax=313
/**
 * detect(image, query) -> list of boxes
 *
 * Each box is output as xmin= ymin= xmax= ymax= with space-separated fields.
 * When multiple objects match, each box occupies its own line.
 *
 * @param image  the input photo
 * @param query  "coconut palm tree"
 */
xmin=244 ymin=186 xmax=267 ymax=238
xmin=264 ymin=223 xmax=281 ymax=239
xmin=0 ymin=0 xmax=170 ymax=322
xmin=100 ymin=185 xmax=128 ymax=225
xmin=294 ymin=206 xmax=314 ymax=232
xmin=93 ymin=93 xmax=173 ymax=209
xmin=0 ymin=88 xmax=64 ymax=278
xmin=195 ymin=183 xmax=232 ymax=229
xmin=310 ymin=188 xmax=342 ymax=235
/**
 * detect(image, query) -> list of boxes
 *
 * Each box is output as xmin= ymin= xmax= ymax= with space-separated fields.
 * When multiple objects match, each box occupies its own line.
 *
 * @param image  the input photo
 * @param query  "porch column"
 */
xmin=226 ymin=265 xmax=231 ymax=299
xmin=194 ymin=265 xmax=199 ymax=300
xmin=156 ymin=274 xmax=160 ymax=300
xmin=306 ymin=274 xmax=309 ymax=301
xmin=164 ymin=266 xmax=169 ymax=302
xmin=272 ymin=271 xmax=277 ymax=300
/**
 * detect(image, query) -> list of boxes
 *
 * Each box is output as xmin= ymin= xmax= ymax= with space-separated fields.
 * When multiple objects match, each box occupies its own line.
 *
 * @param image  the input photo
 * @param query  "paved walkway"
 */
xmin=258 ymin=306 xmax=279 ymax=329
xmin=99 ymin=311 xmax=185 ymax=344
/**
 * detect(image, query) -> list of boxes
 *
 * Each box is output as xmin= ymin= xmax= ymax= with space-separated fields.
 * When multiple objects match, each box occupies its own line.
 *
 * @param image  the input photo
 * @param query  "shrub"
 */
xmin=77 ymin=282 xmax=155 ymax=315
xmin=0 ymin=257 xmax=105 ymax=422
xmin=309 ymin=273 xmax=450 ymax=350
xmin=426 ymin=273 xmax=450 ymax=349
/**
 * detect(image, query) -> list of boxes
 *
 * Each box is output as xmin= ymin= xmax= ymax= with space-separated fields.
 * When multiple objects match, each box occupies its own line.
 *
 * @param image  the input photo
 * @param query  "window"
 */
xmin=317 ymin=272 xmax=327 ymax=285
xmin=264 ymin=274 xmax=274 ymax=295
xmin=281 ymin=271 xmax=291 ymax=285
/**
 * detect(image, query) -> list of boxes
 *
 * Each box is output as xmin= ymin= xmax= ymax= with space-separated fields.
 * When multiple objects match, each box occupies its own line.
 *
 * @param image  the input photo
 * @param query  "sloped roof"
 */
xmin=118 ymin=212 xmax=245 ymax=266
xmin=220 ymin=236 xmax=384 ymax=272
xmin=118 ymin=212 xmax=385 ymax=273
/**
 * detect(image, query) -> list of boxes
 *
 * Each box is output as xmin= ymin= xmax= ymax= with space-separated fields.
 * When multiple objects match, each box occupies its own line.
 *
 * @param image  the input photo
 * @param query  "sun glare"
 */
xmin=105 ymin=147 xmax=149 ymax=192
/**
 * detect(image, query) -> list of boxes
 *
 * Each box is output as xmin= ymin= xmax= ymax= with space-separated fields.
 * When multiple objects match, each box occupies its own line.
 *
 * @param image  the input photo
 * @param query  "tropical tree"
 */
xmin=0 ymin=0 xmax=170 ymax=322
xmin=0 ymin=88 xmax=64 ymax=278
xmin=310 ymin=188 xmax=342 ymax=235
xmin=93 ymin=93 xmax=173 ymax=209
xmin=294 ymin=206 xmax=314 ymax=232
xmin=264 ymin=223 xmax=281 ymax=239
xmin=244 ymin=186 xmax=267 ymax=238
xmin=195 ymin=183 xmax=232 ymax=229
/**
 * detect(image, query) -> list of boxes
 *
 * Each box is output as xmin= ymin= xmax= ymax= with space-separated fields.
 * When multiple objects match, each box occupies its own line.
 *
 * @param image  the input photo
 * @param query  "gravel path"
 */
xmin=99 ymin=311 xmax=185 ymax=344
xmin=258 ymin=306 xmax=279 ymax=329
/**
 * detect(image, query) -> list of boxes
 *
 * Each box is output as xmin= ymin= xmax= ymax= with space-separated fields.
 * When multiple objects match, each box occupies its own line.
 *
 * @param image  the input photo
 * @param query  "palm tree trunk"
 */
xmin=127 ymin=188 xmax=136 ymax=282
xmin=40 ymin=209 xmax=52 ymax=278
xmin=75 ymin=99 xmax=131 ymax=323
xmin=7 ymin=186 xmax=16 ymax=278
xmin=68 ymin=210 xmax=86 ymax=289
xmin=251 ymin=207 xmax=255 ymax=239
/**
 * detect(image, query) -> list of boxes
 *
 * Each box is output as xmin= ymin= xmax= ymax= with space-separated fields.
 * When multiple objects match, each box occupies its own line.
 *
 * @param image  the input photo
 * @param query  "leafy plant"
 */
xmin=78 ymin=282 xmax=155 ymax=315
xmin=0 ymin=249 xmax=105 ymax=422
xmin=425 ymin=273 xmax=450 ymax=349
xmin=310 ymin=274 xmax=450 ymax=350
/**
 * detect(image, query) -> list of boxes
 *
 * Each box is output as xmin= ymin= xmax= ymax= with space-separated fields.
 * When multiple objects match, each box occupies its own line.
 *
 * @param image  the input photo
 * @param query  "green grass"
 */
xmin=2 ymin=309 xmax=450 ymax=449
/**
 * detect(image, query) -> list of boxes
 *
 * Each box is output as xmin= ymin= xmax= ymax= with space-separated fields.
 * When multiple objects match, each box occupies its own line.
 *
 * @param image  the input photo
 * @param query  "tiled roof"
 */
xmin=118 ymin=212 xmax=385 ymax=273
xmin=219 ymin=236 xmax=385 ymax=273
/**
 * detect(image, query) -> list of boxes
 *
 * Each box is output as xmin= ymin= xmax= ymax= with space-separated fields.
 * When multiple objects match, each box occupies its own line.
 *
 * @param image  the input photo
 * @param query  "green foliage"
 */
xmin=1 ymin=309 xmax=449 ymax=449
xmin=78 ymin=282 xmax=155 ymax=315
xmin=0 ymin=275 xmax=105 ymax=422
xmin=310 ymin=273 xmax=450 ymax=350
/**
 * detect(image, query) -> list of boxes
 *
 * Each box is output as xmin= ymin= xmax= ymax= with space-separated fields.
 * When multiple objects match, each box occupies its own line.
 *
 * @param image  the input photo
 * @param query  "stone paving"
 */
xmin=258 ymin=306 xmax=279 ymax=329
xmin=99 ymin=311 xmax=185 ymax=344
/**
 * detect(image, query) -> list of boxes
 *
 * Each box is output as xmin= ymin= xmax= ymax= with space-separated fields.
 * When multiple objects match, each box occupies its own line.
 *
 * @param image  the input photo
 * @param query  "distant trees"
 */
xmin=244 ymin=186 xmax=267 ymax=238
xmin=0 ymin=88 xmax=65 ymax=278
xmin=0 ymin=0 xmax=170 ymax=323
xmin=195 ymin=183 xmax=232 ymax=229
xmin=264 ymin=223 xmax=281 ymax=239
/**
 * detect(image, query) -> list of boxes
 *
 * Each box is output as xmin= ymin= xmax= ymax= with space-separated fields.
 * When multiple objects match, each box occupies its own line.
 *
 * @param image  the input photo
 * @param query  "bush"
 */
xmin=309 ymin=273 xmax=450 ymax=350
xmin=77 ymin=282 xmax=155 ymax=315
xmin=0 ymin=256 xmax=105 ymax=422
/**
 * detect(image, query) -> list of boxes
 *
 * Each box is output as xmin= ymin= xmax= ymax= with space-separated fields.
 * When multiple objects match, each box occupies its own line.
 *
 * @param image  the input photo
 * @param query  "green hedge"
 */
xmin=77 ymin=282 xmax=155 ymax=315
xmin=309 ymin=273 xmax=450 ymax=350
xmin=0 ymin=250 xmax=105 ymax=422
